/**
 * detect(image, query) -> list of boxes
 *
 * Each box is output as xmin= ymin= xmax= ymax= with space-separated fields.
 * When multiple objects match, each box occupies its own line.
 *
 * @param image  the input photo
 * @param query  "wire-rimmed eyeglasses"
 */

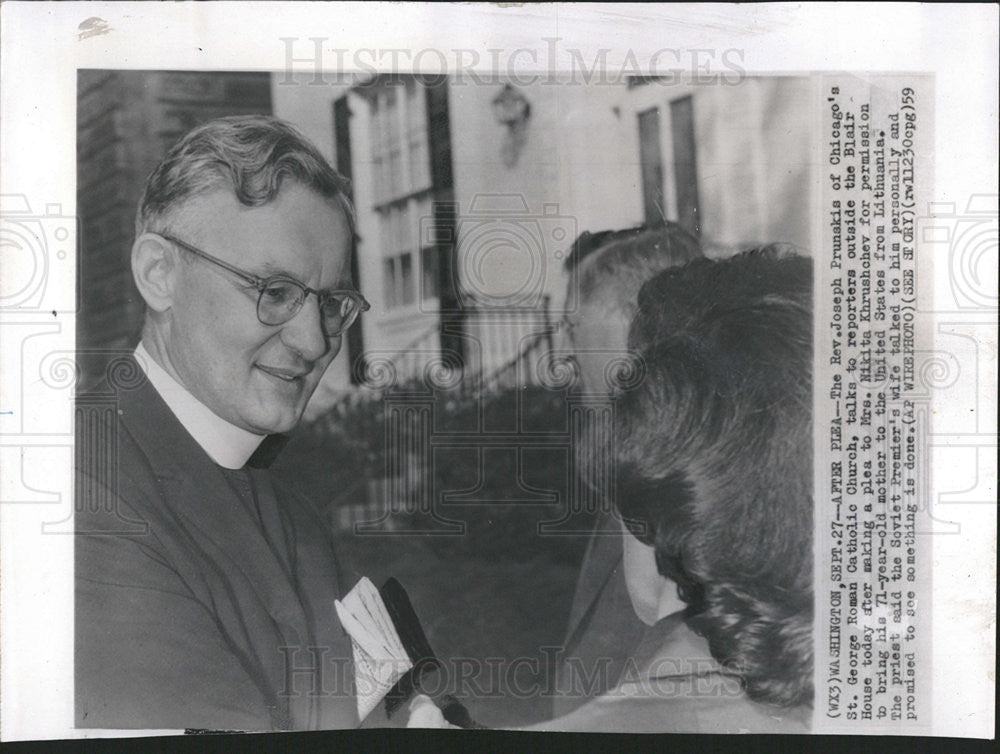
xmin=157 ymin=232 xmax=370 ymax=338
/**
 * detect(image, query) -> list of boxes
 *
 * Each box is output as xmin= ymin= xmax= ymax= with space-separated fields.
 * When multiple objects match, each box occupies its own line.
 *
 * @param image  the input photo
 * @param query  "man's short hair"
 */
xmin=135 ymin=115 xmax=355 ymax=237
xmin=615 ymin=245 xmax=814 ymax=708
xmin=565 ymin=221 xmax=702 ymax=319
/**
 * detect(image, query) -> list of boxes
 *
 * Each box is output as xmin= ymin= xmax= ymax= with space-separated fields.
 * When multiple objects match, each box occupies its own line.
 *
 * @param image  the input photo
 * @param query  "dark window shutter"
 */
xmin=424 ymin=76 xmax=453 ymax=192
xmin=334 ymin=96 xmax=353 ymax=184
xmin=423 ymin=78 xmax=464 ymax=365
xmin=333 ymin=95 xmax=366 ymax=384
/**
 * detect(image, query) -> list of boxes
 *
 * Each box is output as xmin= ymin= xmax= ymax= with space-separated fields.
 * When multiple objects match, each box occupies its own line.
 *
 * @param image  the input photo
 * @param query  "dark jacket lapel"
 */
xmin=117 ymin=376 xmax=316 ymax=717
xmin=563 ymin=508 xmax=625 ymax=644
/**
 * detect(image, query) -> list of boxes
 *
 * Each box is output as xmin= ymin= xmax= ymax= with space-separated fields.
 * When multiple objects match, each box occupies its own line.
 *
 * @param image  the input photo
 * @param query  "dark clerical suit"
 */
xmin=553 ymin=508 xmax=647 ymax=716
xmin=75 ymin=367 xmax=358 ymax=730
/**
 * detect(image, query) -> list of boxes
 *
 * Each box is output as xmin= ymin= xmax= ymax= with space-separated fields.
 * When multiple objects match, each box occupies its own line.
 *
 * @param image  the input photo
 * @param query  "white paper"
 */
xmin=335 ymin=577 xmax=412 ymax=721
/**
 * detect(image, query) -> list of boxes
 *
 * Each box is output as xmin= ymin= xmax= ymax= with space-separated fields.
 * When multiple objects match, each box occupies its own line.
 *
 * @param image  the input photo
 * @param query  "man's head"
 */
xmin=130 ymin=116 xmax=362 ymax=435
xmin=561 ymin=222 xmax=702 ymax=393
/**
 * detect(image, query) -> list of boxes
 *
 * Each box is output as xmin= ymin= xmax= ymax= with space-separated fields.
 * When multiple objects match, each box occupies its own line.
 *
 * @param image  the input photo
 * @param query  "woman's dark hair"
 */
xmin=616 ymin=245 xmax=814 ymax=708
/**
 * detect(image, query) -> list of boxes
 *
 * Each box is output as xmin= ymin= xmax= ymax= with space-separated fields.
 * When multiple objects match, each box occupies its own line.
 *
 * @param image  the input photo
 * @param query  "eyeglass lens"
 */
xmin=256 ymin=282 xmax=358 ymax=335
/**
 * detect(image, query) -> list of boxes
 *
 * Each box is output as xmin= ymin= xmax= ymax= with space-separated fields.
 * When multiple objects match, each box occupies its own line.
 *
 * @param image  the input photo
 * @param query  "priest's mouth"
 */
xmin=255 ymin=365 xmax=309 ymax=384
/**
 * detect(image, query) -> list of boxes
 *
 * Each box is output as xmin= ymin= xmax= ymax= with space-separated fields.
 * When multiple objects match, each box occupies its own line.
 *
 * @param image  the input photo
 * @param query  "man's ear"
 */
xmin=132 ymin=233 xmax=180 ymax=313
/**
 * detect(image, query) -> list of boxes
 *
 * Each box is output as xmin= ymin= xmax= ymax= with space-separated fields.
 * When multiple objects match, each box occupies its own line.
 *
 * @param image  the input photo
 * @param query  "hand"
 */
xmin=406 ymin=694 xmax=458 ymax=729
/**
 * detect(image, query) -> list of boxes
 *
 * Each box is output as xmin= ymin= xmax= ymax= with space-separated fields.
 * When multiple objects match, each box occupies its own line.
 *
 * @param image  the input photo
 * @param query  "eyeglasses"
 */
xmin=158 ymin=232 xmax=370 ymax=338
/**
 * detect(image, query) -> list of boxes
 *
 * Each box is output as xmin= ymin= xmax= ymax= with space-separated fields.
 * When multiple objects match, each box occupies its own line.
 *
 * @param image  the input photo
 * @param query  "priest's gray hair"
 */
xmin=135 ymin=115 xmax=355 ymax=238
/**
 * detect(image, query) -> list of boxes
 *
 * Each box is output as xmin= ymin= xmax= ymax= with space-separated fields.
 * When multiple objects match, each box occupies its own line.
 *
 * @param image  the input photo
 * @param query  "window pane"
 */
xmin=409 ymin=134 xmax=430 ymax=192
xmin=397 ymin=203 xmax=408 ymax=243
xmin=378 ymin=210 xmax=391 ymax=252
xmin=670 ymin=95 xmax=701 ymax=236
xmin=383 ymin=257 xmax=398 ymax=309
xmin=370 ymin=79 xmax=433 ymax=203
xmin=406 ymin=78 xmax=425 ymax=132
xmin=421 ymin=246 xmax=439 ymax=301
xmin=414 ymin=195 xmax=435 ymax=245
xmin=385 ymin=86 xmax=400 ymax=145
xmin=370 ymin=101 xmax=383 ymax=154
xmin=407 ymin=81 xmax=429 ymax=192
xmin=372 ymin=156 xmax=383 ymax=202
xmin=395 ymin=205 xmax=409 ymax=252
xmin=385 ymin=208 xmax=396 ymax=253
xmin=382 ymin=208 xmax=402 ymax=255
xmin=637 ymin=107 xmax=665 ymax=225
xmin=383 ymin=159 xmax=394 ymax=205
xmin=400 ymin=253 xmax=414 ymax=306
xmin=388 ymin=147 xmax=402 ymax=196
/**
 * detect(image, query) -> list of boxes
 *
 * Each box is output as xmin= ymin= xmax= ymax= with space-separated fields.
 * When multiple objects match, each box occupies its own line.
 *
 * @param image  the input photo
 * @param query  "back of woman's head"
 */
xmin=616 ymin=245 xmax=814 ymax=708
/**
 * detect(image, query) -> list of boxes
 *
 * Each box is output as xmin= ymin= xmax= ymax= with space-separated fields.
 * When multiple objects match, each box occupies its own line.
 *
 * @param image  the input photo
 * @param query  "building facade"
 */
xmin=75 ymin=71 xmax=814 ymax=405
xmin=274 ymin=73 xmax=814 ymax=408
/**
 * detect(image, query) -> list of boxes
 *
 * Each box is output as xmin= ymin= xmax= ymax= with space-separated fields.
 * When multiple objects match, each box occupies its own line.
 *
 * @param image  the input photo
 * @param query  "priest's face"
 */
xmin=158 ymin=182 xmax=353 ymax=435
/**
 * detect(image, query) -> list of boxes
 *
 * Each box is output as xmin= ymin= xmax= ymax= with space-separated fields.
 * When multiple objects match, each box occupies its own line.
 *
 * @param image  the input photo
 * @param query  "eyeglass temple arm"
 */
xmin=160 ymin=233 xmax=268 ymax=288
xmin=161 ymin=232 xmax=369 ymax=308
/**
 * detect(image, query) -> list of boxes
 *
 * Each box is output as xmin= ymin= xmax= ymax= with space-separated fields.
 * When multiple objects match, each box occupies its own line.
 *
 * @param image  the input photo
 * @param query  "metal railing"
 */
xmin=314 ymin=296 xmax=563 ymax=526
xmin=334 ymin=294 xmax=558 ymax=407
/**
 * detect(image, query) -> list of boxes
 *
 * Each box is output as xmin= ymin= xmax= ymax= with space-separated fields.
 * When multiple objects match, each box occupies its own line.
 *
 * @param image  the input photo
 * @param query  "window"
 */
xmin=371 ymin=78 xmax=432 ymax=203
xmin=635 ymin=96 xmax=701 ymax=237
xmin=669 ymin=95 xmax=701 ymax=236
xmin=369 ymin=77 xmax=437 ymax=310
xmin=637 ymin=107 xmax=665 ymax=225
xmin=420 ymin=245 xmax=439 ymax=301
xmin=383 ymin=253 xmax=415 ymax=309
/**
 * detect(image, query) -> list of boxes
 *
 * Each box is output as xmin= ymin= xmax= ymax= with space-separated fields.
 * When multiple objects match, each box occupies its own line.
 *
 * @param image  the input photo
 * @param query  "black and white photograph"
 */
xmin=73 ymin=69 xmax=816 ymax=733
xmin=0 ymin=2 xmax=996 ymax=745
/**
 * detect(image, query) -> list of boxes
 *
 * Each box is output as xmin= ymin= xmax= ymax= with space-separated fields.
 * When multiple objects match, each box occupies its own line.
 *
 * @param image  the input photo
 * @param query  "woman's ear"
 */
xmin=131 ymin=233 xmax=179 ymax=313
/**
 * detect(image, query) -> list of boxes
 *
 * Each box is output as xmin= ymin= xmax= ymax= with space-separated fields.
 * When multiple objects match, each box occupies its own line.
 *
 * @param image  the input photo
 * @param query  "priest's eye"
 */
xmin=260 ymin=282 xmax=301 ymax=307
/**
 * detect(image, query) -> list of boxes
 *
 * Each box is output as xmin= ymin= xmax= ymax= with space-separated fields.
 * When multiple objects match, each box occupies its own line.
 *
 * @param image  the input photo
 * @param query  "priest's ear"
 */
xmin=131 ymin=233 xmax=182 ymax=313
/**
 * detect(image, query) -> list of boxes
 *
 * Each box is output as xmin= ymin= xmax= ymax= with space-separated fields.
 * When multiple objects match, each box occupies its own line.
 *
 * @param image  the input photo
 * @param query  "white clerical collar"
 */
xmin=134 ymin=342 xmax=266 ymax=469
